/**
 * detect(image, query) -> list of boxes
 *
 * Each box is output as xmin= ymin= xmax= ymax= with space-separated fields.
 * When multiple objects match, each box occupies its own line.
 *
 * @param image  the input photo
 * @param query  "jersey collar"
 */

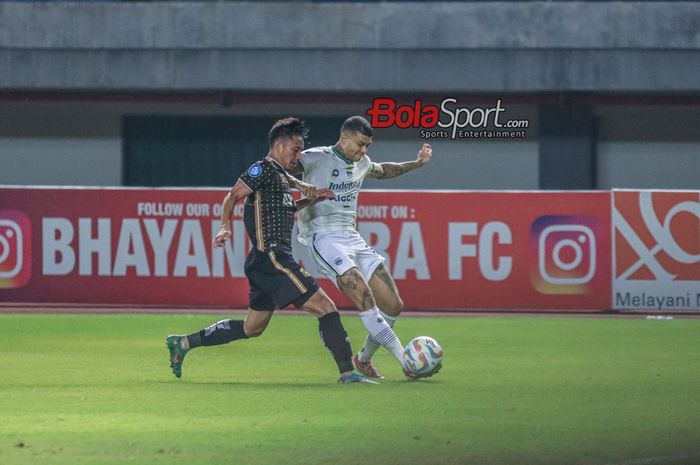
xmin=330 ymin=146 xmax=353 ymax=165
xmin=265 ymin=156 xmax=285 ymax=172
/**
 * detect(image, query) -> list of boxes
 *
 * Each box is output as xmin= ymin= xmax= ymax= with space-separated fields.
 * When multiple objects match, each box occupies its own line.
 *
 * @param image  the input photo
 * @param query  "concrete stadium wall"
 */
xmin=0 ymin=2 xmax=699 ymax=92
xmin=0 ymin=138 xmax=121 ymax=186
xmin=363 ymin=139 xmax=540 ymax=190
xmin=0 ymin=101 xmax=699 ymax=190
xmin=598 ymin=142 xmax=700 ymax=190
xmin=2 ymin=122 xmax=699 ymax=191
xmin=0 ymin=1 xmax=698 ymax=190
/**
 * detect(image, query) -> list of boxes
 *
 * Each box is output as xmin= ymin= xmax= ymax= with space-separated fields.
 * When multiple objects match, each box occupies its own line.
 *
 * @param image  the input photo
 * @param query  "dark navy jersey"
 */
xmin=239 ymin=157 xmax=297 ymax=252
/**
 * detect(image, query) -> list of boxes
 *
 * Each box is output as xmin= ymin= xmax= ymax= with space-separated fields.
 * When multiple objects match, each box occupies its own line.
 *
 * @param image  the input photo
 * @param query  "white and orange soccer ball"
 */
xmin=403 ymin=336 xmax=443 ymax=378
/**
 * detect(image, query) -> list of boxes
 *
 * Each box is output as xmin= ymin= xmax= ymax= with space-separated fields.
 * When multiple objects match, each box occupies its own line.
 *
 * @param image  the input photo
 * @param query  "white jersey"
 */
xmin=297 ymin=145 xmax=373 ymax=243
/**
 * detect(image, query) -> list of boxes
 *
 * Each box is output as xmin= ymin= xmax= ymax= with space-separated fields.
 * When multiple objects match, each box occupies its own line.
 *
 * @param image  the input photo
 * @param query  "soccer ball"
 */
xmin=403 ymin=336 xmax=443 ymax=377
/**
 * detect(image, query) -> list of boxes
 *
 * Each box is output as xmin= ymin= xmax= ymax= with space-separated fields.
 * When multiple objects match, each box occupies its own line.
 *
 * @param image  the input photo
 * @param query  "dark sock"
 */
xmin=318 ymin=312 xmax=354 ymax=374
xmin=187 ymin=319 xmax=248 ymax=348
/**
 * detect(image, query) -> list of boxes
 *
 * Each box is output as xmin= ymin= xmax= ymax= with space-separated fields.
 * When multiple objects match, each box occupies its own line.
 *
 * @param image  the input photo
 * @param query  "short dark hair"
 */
xmin=268 ymin=117 xmax=308 ymax=148
xmin=341 ymin=116 xmax=373 ymax=137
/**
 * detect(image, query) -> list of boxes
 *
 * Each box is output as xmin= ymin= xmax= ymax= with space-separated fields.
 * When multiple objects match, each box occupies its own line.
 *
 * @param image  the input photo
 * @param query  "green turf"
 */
xmin=1 ymin=313 xmax=699 ymax=465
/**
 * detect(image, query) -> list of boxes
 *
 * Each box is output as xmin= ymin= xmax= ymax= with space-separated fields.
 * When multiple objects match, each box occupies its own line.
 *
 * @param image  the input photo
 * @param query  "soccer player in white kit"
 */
xmin=296 ymin=116 xmax=433 ymax=379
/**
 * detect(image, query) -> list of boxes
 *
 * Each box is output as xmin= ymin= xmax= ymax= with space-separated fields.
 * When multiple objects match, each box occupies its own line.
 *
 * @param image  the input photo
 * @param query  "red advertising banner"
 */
xmin=613 ymin=190 xmax=700 ymax=311
xmin=0 ymin=187 xmax=611 ymax=310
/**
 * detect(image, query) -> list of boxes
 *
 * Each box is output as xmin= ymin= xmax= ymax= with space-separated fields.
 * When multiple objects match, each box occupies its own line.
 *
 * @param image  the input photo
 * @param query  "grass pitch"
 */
xmin=1 ymin=312 xmax=699 ymax=465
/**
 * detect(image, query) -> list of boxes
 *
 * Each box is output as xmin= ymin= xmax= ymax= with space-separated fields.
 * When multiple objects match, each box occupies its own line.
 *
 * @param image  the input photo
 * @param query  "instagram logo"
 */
xmin=0 ymin=210 xmax=32 ymax=289
xmin=530 ymin=216 xmax=603 ymax=295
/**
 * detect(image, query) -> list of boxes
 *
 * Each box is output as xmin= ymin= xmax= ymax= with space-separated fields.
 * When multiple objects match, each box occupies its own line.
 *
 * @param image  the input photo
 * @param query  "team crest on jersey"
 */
xmin=344 ymin=167 xmax=353 ymax=177
xmin=247 ymin=163 xmax=263 ymax=178
xmin=332 ymin=169 xmax=339 ymax=177
xmin=299 ymin=267 xmax=311 ymax=278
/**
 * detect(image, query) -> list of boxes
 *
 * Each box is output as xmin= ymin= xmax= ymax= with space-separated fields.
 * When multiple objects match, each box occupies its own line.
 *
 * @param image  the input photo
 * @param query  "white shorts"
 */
xmin=308 ymin=230 xmax=385 ymax=285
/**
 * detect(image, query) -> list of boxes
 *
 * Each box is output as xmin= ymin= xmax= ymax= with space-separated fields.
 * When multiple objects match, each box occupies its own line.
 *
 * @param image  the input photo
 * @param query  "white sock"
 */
xmin=358 ymin=310 xmax=397 ymax=363
xmin=358 ymin=307 xmax=403 ymax=365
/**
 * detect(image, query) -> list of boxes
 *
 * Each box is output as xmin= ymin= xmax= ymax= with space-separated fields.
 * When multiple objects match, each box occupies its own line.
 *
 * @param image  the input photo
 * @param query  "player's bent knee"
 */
xmin=246 ymin=327 xmax=265 ymax=338
xmin=302 ymin=289 xmax=337 ymax=317
xmin=316 ymin=298 xmax=337 ymax=316
xmin=243 ymin=321 xmax=267 ymax=338
xmin=385 ymin=297 xmax=404 ymax=316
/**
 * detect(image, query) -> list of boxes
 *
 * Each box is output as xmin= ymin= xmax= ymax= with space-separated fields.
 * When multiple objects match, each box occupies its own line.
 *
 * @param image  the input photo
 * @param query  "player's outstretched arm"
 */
xmin=213 ymin=180 xmax=253 ymax=247
xmin=285 ymin=173 xmax=318 ymax=203
xmin=295 ymin=188 xmax=335 ymax=211
xmin=367 ymin=143 xmax=432 ymax=179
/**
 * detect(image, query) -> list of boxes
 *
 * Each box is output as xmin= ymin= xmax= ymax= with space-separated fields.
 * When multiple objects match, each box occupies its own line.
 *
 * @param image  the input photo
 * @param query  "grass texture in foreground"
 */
xmin=1 ymin=313 xmax=699 ymax=465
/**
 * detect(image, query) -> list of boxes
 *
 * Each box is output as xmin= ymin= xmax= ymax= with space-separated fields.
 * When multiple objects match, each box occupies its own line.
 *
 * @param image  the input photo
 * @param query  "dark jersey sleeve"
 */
xmin=238 ymin=161 xmax=270 ymax=192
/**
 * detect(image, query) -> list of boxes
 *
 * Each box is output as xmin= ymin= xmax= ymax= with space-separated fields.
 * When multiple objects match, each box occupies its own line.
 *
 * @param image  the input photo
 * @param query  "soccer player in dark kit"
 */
xmin=166 ymin=117 xmax=376 ymax=384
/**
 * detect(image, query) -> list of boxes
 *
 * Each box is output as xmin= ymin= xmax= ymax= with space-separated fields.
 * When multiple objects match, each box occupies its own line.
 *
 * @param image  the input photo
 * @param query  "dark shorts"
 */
xmin=244 ymin=248 xmax=319 ymax=311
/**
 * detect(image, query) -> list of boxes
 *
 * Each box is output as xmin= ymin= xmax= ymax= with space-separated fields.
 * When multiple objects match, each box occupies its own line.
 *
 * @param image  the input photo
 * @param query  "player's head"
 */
xmin=338 ymin=116 xmax=373 ymax=162
xmin=268 ymin=117 xmax=308 ymax=171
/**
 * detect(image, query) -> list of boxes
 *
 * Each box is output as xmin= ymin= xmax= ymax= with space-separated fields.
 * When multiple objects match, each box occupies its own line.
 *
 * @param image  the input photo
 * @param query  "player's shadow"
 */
xmin=156 ymin=379 xmax=443 ymax=387
xmin=156 ymin=380 xmax=333 ymax=388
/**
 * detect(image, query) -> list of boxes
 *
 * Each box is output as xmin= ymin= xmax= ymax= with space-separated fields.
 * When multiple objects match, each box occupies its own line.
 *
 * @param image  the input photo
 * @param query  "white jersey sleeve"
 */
xmin=298 ymin=147 xmax=326 ymax=174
